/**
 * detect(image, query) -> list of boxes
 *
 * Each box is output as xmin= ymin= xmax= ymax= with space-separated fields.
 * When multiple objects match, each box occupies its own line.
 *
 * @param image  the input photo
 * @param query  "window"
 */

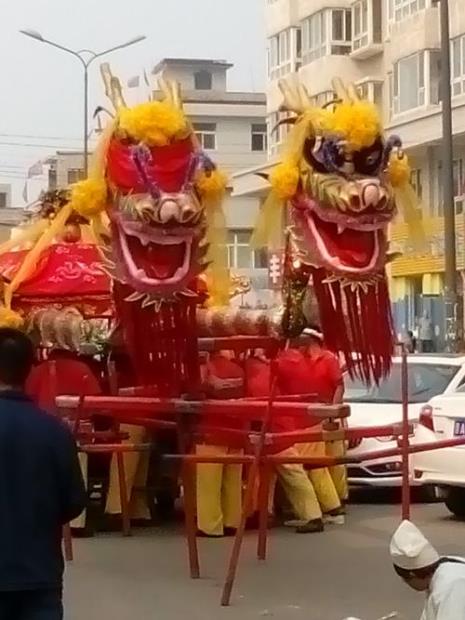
xmin=0 ymin=193 xmax=6 ymax=209
xmin=393 ymin=52 xmax=425 ymax=113
xmin=451 ymin=35 xmax=465 ymax=97
xmin=194 ymin=71 xmax=212 ymax=90
xmin=67 ymin=168 xmax=85 ymax=185
xmin=353 ymin=0 xmax=369 ymax=50
xmin=310 ymin=91 xmax=334 ymax=107
xmin=227 ymin=230 xmax=267 ymax=269
xmin=268 ymin=28 xmax=300 ymax=79
xmin=345 ymin=362 xmax=458 ymax=404
xmin=268 ymin=111 xmax=292 ymax=155
xmin=410 ymin=169 xmax=423 ymax=200
xmin=389 ymin=0 xmax=427 ymax=23
xmin=302 ymin=9 xmax=351 ymax=64
xmin=194 ymin=123 xmax=216 ymax=150
xmin=356 ymin=81 xmax=383 ymax=107
xmin=251 ymin=124 xmax=267 ymax=152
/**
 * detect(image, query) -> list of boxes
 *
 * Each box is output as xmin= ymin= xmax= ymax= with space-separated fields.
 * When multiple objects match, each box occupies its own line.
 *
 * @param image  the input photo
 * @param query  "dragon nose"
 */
xmin=361 ymin=183 xmax=381 ymax=208
xmin=180 ymin=203 xmax=198 ymax=222
xmin=159 ymin=200 xmax=181 ymax=223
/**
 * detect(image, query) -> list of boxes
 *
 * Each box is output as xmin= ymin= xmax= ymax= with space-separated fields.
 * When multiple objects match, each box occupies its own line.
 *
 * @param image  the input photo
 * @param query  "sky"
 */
xmin=1 ymin=0 xmax=266 ymax=205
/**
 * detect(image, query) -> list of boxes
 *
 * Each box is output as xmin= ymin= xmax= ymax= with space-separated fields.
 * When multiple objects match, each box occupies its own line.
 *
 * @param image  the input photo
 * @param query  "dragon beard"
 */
xmin=113 ymin=282 xmax=201 ymax=396
xmin=311 ymin=268 xmax=394 ymax=383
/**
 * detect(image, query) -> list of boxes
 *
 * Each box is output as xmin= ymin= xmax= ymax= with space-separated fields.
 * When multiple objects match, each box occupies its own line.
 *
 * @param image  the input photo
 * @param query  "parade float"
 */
xmin=0 ymin=67 xmax=433 ymax=606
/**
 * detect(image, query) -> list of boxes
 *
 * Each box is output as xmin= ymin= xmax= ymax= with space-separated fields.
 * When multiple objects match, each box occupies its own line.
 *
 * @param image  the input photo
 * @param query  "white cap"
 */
xmin=302 ymin=327 xmax=324 ymax=341
xmin=390 ymin=520 xmax=440 ymax=570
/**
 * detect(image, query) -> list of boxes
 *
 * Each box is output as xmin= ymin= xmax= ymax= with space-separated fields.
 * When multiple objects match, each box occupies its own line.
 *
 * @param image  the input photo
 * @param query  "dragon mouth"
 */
xmin=114 ymin=218 xmax=196 ymax=289
xmin=306 ymin=211 xmax=382 ymax=272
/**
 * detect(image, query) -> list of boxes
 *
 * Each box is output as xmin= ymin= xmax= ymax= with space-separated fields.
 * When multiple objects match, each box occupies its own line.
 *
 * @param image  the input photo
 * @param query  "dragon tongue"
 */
xmin=126 ymin=235 xmax=186 ymax=280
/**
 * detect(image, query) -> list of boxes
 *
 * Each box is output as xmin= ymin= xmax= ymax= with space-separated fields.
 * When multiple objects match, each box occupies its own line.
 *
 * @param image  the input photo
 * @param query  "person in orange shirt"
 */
xmin=244 ymin=348 xmax=338 ymax=533
xmin=300 ymin=326 xmax=348 ymax=509
xmin=196 ymin=351 xmax=246 ymax=537
xmin=273 ymin=345 xmax=343 ymax=532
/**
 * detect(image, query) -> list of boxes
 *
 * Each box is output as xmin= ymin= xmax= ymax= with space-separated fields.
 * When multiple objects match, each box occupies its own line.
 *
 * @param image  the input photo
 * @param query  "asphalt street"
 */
xmin=65 ymin=501 xmax=465 ymax=620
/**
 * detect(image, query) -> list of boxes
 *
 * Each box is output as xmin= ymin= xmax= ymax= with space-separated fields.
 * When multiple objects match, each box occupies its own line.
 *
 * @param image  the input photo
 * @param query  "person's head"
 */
xmin=407 ymin=330 xmax=413 ymax=338
xmin=0 ymin=328 xmax=34 ymax=389
xmin=302 ymin=325 xmax=324 ymax=352
xmin=390 ymin=521 xmax=440 ymax=592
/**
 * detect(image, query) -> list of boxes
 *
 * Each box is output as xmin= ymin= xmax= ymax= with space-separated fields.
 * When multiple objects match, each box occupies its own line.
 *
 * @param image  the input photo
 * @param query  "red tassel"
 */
xmin=311 ymin=269 xmax=394 ymax=384
xmin=113 ymin=283 xmax=200 ymax=395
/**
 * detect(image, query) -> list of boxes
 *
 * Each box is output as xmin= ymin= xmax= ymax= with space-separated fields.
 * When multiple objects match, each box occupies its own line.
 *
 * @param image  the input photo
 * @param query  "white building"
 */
xmin=235 ymin=0 xmax=465 ymax=343
xmin=49 ymin=58 xmax=271 ymax=304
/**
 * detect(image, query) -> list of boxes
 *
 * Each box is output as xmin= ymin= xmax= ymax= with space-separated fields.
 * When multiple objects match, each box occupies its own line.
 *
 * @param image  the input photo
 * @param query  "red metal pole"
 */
xmin=400 ymin=344 xmax=411 ymax=520
xmin=257 ymin=463 xmax=271 ymax=561
xmin=221 ymin=369 xmax=279 ymax=606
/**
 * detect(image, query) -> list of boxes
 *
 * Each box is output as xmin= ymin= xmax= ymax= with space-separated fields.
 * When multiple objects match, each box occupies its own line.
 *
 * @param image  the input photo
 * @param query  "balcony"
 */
xmin=350 ymin=0 xmax=383 ymax=60
xmin=388 ymin=6 xmax=440 ymax=63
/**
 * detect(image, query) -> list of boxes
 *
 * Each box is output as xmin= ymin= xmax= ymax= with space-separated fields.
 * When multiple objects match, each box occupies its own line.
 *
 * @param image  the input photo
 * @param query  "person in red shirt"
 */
xmin=300 ymin=326 xmax=348 ymax=508
xmin=26 ymin=349 xmax=103 ymax=537
xmin=196 ymin=351 xmax=246 ymax=537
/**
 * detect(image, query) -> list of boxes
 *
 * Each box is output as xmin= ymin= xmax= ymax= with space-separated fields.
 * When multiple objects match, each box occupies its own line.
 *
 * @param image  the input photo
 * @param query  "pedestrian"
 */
xmin=418 ymin=311 xmax=434 ymax=353
xmin=300 ymin=326 xmax=348 ymax=509
xmin=405 ymin=330 xmax=417 ymax=354
xmin=391 ymin=520 xmax=465 ymax=619
xmin=0 ymin=328 xmax=86 ymax=620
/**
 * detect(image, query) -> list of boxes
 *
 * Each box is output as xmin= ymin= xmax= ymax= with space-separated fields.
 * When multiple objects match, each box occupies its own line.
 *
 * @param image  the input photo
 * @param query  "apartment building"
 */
xmin=234 ymin=0 xmax=465 ymax=344
xmin=48 ymin=58 xmax=270 ymax=305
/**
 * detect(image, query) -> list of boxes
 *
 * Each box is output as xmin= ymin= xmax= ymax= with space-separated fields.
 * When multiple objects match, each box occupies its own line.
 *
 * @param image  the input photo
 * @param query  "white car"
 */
xmin=413 ymin=380 xmax=465 ymax=518
xmin=345 ymin=355 xmax=465 ymax=488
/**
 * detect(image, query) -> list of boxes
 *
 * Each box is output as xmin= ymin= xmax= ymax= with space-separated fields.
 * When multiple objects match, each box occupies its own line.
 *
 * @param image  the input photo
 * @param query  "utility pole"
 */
xmin=440 ymin=0 xmax=458 ymax=351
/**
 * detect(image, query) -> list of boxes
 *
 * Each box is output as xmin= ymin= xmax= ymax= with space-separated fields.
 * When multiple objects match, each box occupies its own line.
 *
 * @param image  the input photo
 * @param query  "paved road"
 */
xmin=65 ymin=502 xmax=465 ymax=620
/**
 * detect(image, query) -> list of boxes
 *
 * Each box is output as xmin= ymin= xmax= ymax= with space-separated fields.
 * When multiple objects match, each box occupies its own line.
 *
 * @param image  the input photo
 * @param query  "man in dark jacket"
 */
xmin=0 ymin=328 xmax=86 ymax=619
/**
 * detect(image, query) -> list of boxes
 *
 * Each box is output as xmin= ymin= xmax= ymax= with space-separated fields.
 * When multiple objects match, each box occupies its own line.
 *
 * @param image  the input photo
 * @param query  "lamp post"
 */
xmin=438 ymin=0 xmax=458 ymax=351
xmin=20 ymin=30 xmax=146 ymax=176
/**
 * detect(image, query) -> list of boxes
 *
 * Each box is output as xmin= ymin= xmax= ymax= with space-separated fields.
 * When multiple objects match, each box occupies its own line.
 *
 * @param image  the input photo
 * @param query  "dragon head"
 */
xmin=68 ymin=64 xmax=228 ymax=306
xmin=256 ymin=77 xmax=419 ymax=382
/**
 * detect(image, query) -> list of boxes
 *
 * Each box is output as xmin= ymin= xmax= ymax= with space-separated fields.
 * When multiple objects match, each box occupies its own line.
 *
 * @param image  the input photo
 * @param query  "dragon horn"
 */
xmin=279 ymin=77 xmax=306 ymax=114
xmin=331 ymin=77 xmax=351 ymax=102
xmin=158 ymin=77 xmax=183 ymax=110
xmin=347 ymin=82 xmax=362 ymax=102
xmin=100 ymin=63 xmax=126 ymax=110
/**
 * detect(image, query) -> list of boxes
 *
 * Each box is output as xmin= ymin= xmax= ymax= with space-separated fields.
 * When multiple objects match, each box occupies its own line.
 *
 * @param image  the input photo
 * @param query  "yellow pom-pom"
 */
xmin=0 ymin=307 xmax=24 ymax=330
xmin=387 ymin=152 xmax=411 ymax=188
xmin=322 ymin=101 xmax=381 ymax=150
xmin=70 ymin=179 xmax=107 ymax=218
xmin=118 ymin=101 xmax=187 ymax=146
xmin=195 ymin=169 xmax=228 ymax=199
xmin=270 ymin=162 xmax=300 ymax=200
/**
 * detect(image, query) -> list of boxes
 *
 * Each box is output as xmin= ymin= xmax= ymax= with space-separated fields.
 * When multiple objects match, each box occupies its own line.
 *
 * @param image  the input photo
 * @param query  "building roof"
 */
xmin=152 ymin=58 xmax=233 ymax=74
xmin=152 ymin=89 xmax=266 ymax=105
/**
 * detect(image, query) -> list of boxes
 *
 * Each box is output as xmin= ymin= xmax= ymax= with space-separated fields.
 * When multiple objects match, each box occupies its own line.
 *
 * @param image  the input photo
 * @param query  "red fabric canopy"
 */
xmin=0 ymin=243 xmax=111 ymax=314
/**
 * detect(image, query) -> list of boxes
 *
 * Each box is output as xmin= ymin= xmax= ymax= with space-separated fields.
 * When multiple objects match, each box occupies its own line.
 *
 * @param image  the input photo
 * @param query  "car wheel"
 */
xmin=444 ymin=487 xmax=465 ymax=519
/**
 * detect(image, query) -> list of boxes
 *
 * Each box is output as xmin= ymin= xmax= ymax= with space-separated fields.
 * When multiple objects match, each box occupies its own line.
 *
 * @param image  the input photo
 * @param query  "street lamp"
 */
xmin=438 ymin=0 xmax=458 ymax=351
xmin=20 ymin=30 xmax=146 ymax=176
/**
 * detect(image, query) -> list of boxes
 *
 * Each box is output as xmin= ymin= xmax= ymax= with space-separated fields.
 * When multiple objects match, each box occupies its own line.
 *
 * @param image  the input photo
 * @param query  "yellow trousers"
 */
xmin=71 ymin=453 xmax=87 ymax=529
xmin=326 ymin=440 xmax=348 ymax=502
xmin=298 ymin=442 xmax=341 ymax=513
xmin=195 ymin=444 xmax=243 ymax=537
xmin=274 ymin=447 xmax=322 ymax=522
xmin=105 ymin=424 xmax=151 ymax=520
